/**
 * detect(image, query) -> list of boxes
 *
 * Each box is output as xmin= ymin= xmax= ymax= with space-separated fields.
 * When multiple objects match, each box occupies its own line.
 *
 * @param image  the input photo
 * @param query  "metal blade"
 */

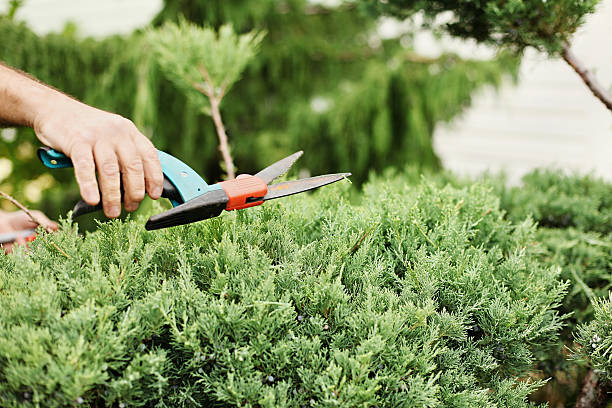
xmin=261 ymin=173 xmax=351 ymax=201
xmin=254 ymin=151 xmax=303 ymax=184
xmin=0 ymin=229 xmax=36 ymax=245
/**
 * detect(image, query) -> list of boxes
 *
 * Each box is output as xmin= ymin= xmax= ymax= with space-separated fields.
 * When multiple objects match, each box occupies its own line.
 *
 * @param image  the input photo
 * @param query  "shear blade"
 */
xmin=261 ymin=173 xmax=351 ymax=201
xmin=255 ymin=151 xmax=303 ymax=184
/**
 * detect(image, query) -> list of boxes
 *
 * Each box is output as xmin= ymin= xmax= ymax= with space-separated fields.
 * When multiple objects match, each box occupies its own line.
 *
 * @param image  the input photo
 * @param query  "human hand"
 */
xmin=0 ymin=210 xmax=58 ymax=253
xmin=32 ymin=96 xmax=163 ymax=218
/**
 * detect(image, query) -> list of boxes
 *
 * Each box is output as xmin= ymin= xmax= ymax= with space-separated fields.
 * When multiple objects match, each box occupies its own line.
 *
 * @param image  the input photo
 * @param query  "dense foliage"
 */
xmin=0 ymin=177 xmax=566 ymax=407
xmin=368 ymin=168 xmax=612 ymax=404
xmin=495 ymin=170 xmax=612 ymax=326
xmin=575 ymin=294 xmax=612 ymax=379
xmin=0 ymin=0 xmax=517 ymax=218
xmin=496 ymin=171 xmax=612 ymax=385
xmin=358 ymin=0 xmax=600 ymax=54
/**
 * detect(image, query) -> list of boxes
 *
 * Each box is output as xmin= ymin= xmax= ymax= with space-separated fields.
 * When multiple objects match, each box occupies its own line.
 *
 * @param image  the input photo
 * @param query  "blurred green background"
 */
xmin=0 ymin=0 xmax=518 ymax=222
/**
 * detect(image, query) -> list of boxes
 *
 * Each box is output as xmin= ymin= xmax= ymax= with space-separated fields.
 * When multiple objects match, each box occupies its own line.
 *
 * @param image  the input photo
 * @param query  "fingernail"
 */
xmin=154 ymin=185 xmax=163 ymax=199
xmin=86 ymin=189 xmax=100 ymax=205
xmin=109 ymin=206 xmax=120 ymax=218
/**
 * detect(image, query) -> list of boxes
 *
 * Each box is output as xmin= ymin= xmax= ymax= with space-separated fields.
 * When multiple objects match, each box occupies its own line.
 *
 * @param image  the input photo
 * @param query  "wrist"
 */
xmin=31 ymin=90 xmax=83 ymax=151
xmin=31 ymin=88 xmax=74 ymax=129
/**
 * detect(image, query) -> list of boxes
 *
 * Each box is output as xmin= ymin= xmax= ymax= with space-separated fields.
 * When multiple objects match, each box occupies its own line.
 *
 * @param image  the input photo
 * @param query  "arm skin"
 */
xmin=0 ymin=62 xmax=163 ymax=218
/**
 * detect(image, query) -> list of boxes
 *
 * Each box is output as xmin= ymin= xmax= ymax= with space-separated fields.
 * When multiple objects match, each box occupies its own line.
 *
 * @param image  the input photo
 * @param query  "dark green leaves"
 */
xmin=358 ymin=0 xmax=600 ymax=54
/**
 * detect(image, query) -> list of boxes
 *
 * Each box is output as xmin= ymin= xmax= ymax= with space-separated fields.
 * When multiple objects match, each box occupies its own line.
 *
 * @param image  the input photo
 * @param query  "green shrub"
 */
xmin=492 ymin=171 xmax=612 ymax=334
xmin=477 ymin=169 xmax=612 ymax=403
xmin=498 ymin=170 xmax=612 ymax=234
xmin=0 ymin=178 xmax=564 ymax=407
xmin=534 ymin=228 xmax=612 ymax=327
xmin=574 ymin=294 xmax=612 ymax=379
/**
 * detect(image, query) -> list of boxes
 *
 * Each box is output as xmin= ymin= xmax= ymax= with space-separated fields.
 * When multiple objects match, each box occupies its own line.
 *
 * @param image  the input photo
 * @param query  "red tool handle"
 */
xmin=0 ymin=229 xmax=37 ymax=245
xmin=219 ymin=175 xmax=268 ymax=211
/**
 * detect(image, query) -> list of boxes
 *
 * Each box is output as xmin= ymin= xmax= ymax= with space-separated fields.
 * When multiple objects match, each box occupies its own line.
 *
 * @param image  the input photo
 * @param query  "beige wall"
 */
xmin=433 ymin=0 xmax=612 ymax=183
xmin=0 ymin=0 xmax=162 ymax=37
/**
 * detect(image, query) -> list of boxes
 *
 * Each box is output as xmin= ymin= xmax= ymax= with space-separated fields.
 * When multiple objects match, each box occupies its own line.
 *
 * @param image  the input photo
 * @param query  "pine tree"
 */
xmin=357 ymin=0 xmax=612 ymax=112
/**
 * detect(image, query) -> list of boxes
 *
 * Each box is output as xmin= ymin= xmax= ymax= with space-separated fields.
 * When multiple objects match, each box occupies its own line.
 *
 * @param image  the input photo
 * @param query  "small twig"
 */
xmin=350 ymin=224 xmax=377 ymax=255
xmin=0 ymin=190 xmax=53 ymax=233
xmin=413 ymin=220 xmax=438 ymax=249
xmin=191 ymin=81 xmax=211 ymax=98
xmin=48 ymin=241 xmax=70 ymax=258
xmin=0 ymin=189 xmax=69 ymax=256
xmin=197 ymin=64 xmax=236 ymax=179
xmin=562 ymin=43 xmax=612 ymax=113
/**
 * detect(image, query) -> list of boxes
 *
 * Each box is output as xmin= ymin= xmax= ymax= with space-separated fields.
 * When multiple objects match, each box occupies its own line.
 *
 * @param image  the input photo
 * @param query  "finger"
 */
xmin=31 ymin=210 xmax=59 ymax=231
xmin=9 ymin=211 xmax=39 ymax=230
xmin=138 ymin=139 xmax=163 ymax=200
xmin=10 ymin=211 xmax=58 ymax=232
xmin=116 ymin=143 xmax=145 ymax=212
xmin=93 ymin=142 xmax=122 ymax=218
xmin=70 ymin=143 xmax=100 ymax=205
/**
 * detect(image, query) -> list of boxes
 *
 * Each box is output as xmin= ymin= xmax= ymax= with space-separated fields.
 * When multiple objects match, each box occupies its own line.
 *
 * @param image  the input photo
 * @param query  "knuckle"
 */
xmin=100 ymin=161 xmax=120 ymax=177
xmin=73 ymin=158 xmax=95 ymax=172
xmin=70 ymin=141 xmax=91 ymax=154
xmin=123 ymin=158 xmax=143 ymax=174
xmin=116 ymin=116 xmax=135 ymax=130
xmin=143 ymin=147 xmax=159 ymax=163
xmin=126 ymin=186 xmax=145 ymax=201
xmin=104 ymin=192 xmax=122 ymax=204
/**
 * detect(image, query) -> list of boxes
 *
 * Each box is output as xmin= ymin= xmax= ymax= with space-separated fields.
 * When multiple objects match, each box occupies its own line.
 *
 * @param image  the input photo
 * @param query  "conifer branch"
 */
xmin=0 ymin=190 xmax=53 ymax=233
xmin=197 ymin=65 xmax=236 ymax=179
xmin=47 ymin=241 xmax=70 ymax=258
xmin=350 ymin=224 xmax=377 ymax=255
xmin=562 ymin=43 xmax=612 ymax=113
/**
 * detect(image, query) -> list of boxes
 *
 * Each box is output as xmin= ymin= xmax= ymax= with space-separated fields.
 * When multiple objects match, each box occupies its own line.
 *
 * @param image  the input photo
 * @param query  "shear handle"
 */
xmin=70 ymin=177 xmax=182 ymax=218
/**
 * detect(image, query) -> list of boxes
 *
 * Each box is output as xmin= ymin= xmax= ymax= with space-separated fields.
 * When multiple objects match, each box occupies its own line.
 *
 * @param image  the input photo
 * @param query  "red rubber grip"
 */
xmin=219 ymin=175 xmax=268 ymax=211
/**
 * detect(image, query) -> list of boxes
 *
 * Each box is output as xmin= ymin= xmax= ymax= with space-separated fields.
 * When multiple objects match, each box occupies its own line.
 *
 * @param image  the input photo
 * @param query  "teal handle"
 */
xmin=37 ymin=147 xmax=221 ymax=206
xmin=37 ymin=147 xmax=73 ymax=168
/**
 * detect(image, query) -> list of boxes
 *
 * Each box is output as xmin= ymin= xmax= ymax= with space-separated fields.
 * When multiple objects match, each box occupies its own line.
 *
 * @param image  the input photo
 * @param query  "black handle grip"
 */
xmin=71 ymin=177 xmax=182 ymax=219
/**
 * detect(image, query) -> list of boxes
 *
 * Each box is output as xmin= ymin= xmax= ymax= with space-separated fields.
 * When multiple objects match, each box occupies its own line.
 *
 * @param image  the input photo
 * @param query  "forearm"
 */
xmin=0 ymin=62 xmax=69 ymax=128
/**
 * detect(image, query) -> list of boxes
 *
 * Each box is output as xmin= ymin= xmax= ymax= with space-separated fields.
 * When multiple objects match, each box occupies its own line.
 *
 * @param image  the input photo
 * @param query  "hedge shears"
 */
xmin=37 ymin=147 xmax=350 ymax=231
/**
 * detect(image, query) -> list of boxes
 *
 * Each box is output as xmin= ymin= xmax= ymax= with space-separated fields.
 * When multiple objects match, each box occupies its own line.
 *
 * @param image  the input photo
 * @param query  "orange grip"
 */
xmin=219 ymin=175 xmax=268 ymax=211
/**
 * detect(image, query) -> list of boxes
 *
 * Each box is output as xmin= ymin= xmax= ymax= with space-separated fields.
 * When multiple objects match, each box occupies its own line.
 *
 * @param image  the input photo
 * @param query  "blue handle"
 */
xmin=37 ymin=147 xmax=220 ymax=206
xmin=37 ymin=147 xmax=73 ymax=168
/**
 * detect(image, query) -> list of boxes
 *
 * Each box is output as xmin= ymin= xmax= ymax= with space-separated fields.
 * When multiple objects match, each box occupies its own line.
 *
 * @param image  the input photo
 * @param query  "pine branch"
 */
xmin=208 ymin=96 xmax=235 ymax=179
xmin=197 ymin=65 xmax=235 ymax=179
xmin=562 ymin=43 xmax=612 ymax=113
